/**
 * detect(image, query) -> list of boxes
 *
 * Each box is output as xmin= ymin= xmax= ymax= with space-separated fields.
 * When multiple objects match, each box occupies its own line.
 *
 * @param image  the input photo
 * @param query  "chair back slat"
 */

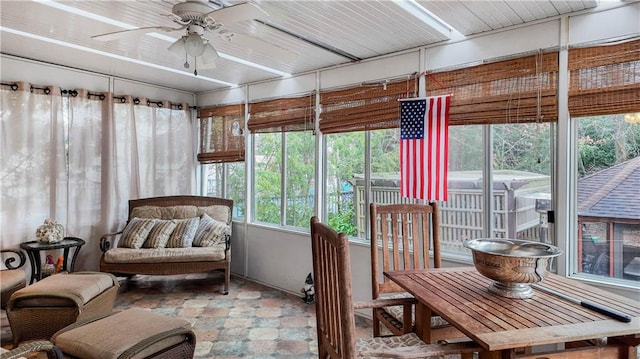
xmin=311 ymin=217 xmax=357 ymax=359
xmin=370 ymin=202 xmax=441 ymax=298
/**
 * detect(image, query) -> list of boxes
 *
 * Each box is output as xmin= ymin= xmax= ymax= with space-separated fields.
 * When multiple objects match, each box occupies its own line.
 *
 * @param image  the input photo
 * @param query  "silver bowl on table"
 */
xmin=463 ymin=238 xmax=562 ymax=299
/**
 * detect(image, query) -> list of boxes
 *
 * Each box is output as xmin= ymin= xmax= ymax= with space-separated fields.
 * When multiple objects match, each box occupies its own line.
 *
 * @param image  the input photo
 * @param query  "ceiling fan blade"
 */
xmin=218 ymin=31 xmax=298 ymax=63
xmin=92 ymin=26 xmax=183 ymax=41
xmin=205 ymin=3 xmax=268 ymax=25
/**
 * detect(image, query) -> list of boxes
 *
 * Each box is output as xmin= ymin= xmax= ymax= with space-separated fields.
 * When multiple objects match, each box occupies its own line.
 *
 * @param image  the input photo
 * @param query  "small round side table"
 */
xmin=20 ymin=237 xmax=85 ymax=284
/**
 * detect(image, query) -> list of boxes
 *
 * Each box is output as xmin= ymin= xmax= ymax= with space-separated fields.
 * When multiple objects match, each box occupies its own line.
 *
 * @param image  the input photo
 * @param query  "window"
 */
xmin=568 ymin=39 xmax=639 ymax=283
xmin=325 ymin=132 xmax=364 ymax=236
xmin=248 ymin=93 xmax=315 ymax=228
xmin=202 ymin=162 xmax=246 ymax=220
xmin=491 ymin=122 xmax=552 ymax=243
xmin=203 ymin=163 xmax=223 ymax=197
xmin=254 ymin=132 xmax=282 ymax=224
xmin=576 ymin=114 xmax=640 ymax=281
xmin=284 ymin=131 xmax=315 ymax=228
xmin=320 ymin=80 xmax=418 ymax=236
xmin=227 ymin=162 xmax=246 ymax=219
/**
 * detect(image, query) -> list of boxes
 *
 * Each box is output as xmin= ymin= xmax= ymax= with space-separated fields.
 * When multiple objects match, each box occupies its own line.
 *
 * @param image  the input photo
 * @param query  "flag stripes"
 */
xmin=400 ymin=95 xmax=450 ymax=201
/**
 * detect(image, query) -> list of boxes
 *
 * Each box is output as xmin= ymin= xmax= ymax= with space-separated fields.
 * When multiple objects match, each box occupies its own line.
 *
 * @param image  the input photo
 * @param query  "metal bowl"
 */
xmin=463 ymin=238 xmax=562 ymax=299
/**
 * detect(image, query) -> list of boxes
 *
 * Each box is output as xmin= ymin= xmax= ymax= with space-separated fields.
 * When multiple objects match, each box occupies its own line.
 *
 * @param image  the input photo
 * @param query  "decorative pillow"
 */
xmin=119 ymin=217 xmax=157 ymax=249
xmin=166 ymin=217 xmax=200 ymax=248
xmin=143 ymin=219 xmax=178 ymax=249
xmin=193 ymin=213 xmax=231 ymax=247
xmin=197 ymin=205 xmax=231 ymax=224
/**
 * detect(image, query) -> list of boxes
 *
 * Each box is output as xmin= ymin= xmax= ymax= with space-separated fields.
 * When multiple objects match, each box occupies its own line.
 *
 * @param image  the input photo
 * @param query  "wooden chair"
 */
xmin=369 ymin=202 xmax=462 ymax=342
xmin=310 ymin=216 xmax=480 ymax=359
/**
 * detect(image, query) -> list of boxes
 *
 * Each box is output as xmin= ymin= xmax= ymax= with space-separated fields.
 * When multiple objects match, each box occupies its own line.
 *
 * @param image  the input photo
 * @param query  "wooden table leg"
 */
xmin=414 ymin=302 xmax=429 ymax=342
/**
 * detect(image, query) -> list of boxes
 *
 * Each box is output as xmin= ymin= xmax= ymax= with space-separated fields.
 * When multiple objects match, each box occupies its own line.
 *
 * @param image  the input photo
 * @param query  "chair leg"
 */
xmin=372 ymin=312 xmax=382 ymax=337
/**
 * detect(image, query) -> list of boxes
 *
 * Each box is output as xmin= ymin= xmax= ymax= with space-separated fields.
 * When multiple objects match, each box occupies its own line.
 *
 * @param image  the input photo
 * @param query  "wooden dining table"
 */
xmin=384 ymin=266 xmax=640 ymax=359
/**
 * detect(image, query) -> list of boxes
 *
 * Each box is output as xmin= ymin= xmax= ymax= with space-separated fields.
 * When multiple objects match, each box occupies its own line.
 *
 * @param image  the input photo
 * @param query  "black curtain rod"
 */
xmin=0 ymin=82 xmax=19 ymax=91
xmin=30 ymin=85 xmax=51 ymax=94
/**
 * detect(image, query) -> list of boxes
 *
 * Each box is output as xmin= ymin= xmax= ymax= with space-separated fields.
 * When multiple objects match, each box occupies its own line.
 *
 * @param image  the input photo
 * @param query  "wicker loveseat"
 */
xmin=99 ymin=195 xmax=233 ymax=294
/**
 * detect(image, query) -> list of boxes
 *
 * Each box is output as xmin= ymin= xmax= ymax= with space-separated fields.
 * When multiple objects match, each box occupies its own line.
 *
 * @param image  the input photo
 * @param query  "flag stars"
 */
xmin=400 ymin=100 xmax=426 ymax=140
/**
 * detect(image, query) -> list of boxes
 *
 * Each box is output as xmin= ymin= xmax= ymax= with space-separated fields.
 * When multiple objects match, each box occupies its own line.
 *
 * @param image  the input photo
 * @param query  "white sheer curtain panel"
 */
xmin=107 ymin=97 xmax=195 ymax=231
xmin=0 ymin=83 xmax=66 ymax=263
xmin=66 ymin=90 xmax=110 ymax=270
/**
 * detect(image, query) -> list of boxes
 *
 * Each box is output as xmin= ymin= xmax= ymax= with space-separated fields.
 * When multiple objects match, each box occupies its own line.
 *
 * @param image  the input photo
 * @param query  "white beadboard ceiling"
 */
xmin=0 ymin=0 xmax=599 ymax=93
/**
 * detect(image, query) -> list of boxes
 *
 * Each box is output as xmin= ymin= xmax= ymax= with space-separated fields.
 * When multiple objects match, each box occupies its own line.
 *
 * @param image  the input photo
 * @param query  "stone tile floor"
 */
xmin=1 ymin=272 xmax=372 ymax=358
xmin=113 ymin=272 xmax=341 ymax=358
xmin=4 ymin=272 xmax=635 ymax=358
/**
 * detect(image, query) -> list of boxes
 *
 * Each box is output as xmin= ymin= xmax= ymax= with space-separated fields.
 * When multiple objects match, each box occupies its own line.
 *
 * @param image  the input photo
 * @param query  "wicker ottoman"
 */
xmin=6 ymin=271 xmax=119 ymax=345
xmin=51 ymin=308 xmax=196 ymax=359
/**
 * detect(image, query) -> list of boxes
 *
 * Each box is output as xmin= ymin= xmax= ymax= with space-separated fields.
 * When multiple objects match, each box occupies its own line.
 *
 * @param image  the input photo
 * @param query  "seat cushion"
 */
xmin=10 ymin=272 xmax=116 ymax=307
xmin=1 ymin=269 xmax=26 ymax=293
xmin=357 ymin=332 xmax=430 ymax=353
xmin=379 ymin=292 xmax=450 ymax=329
xmin=103 ymin=246 xmax=226 ymax=263
xmin=52 ymin=308 xmax=193 ymax=359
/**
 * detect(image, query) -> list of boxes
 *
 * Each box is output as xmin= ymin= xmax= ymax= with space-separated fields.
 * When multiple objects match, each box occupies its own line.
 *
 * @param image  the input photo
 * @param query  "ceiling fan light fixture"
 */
xmin=168 ymin=36 xmax=187 ymax=57
xmin=184 ymin=33 xmax=205 ymax=57
xmin=199 ymin=43 xmax=219 ymax=69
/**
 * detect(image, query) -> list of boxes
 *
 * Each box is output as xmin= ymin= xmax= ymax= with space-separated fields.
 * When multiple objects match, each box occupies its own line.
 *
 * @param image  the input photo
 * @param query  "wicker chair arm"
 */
xmin=0 ymin=340 xmax=63 ymax=359
xmin=100 ymin=231 xmax=123 ymax=252
xmin=221 ymin=233 xmax=232 ymax=260
xmin=120 ymin=327 xmax=196 ymax=359
xmin=353 ymin=297 xmax=417 ymax=310
xmin=0 ymin=249 xmax=26 ymax=270
xmin=8 ymin=290 xmax=84 ymax=308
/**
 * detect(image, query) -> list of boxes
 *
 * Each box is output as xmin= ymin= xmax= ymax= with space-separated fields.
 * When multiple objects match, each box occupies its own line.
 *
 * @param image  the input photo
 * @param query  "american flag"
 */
xmin=399 ymin=95 xmax=450 ymax=201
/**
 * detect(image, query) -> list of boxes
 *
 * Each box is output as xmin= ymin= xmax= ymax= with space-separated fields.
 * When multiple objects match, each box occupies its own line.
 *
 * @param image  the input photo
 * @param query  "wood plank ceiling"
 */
xmin=0 ymin=0 xmax=598 ymax=92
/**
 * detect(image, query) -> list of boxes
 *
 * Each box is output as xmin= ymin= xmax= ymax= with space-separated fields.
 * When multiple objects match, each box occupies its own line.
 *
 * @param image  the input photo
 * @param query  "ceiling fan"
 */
xmin=91 ymin=0 xmax=295 ymax=75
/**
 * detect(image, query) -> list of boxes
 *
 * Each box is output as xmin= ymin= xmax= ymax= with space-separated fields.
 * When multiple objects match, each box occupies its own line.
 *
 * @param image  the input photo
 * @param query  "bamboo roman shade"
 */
xmin=568 ymin=39 xmax=640 ymax=117
xmin=319 ymin=78 xmax=418 ymax=134
xmin=426 ymin=51 xmax=559 ymax=125
xmin=198 ymin=104 xmax=245 ymax=164
xmin=248 ymin=94 xmax=315 ymax=133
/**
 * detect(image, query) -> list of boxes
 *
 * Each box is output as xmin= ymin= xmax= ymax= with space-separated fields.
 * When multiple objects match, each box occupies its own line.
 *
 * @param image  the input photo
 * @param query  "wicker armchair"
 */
xmin=1 ymin=249 xmax=26 ymax=309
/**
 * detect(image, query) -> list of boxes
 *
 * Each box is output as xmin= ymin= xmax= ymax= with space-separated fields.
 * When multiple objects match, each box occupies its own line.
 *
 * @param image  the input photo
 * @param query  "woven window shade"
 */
xmin=197 ymin=104 xmax=245 ymax=164
xmin=248 ymin=94 xmax=315 ymax=133
xmin=319 ymin=78 xmax=418 ymax=134
xmin=568 ymin=39 xmax=640 ymax=117
xmin=427 ymin=52 xmax=559 ymax=125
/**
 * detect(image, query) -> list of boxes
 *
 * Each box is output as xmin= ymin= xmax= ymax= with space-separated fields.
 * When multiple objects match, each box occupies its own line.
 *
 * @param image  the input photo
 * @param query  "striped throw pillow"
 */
xmin=143 ymin=219 xmax=178 ymax=248
xmin=166 ymin=217 xmax=200 ymax=248
xmin=193 ymin=213 xmax=230 ymax=247
xmin=119 ymin=217 xmax=157 ymax=249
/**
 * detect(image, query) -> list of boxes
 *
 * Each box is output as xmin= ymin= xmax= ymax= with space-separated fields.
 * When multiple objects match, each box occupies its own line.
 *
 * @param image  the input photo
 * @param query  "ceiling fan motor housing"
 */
xmin=172 ymin=1 xmax=215 ymax=22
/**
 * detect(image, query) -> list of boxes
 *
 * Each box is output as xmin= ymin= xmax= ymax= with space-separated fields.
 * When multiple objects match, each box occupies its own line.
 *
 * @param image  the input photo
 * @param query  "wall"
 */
xmin=1 ymin=56 xmax=195 ymax=103
xmin=2 ymin=3 xmax=637 ymax=300
xmin=0 ymin=55 xmax=195 ymax=276
xmin=198 ymin=3 xmax=640 ymax=301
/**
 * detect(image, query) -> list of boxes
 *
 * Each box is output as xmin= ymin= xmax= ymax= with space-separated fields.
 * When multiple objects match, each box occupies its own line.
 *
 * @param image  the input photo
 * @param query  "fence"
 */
xmin=352 ymin=171 xmax=549 ymax=254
